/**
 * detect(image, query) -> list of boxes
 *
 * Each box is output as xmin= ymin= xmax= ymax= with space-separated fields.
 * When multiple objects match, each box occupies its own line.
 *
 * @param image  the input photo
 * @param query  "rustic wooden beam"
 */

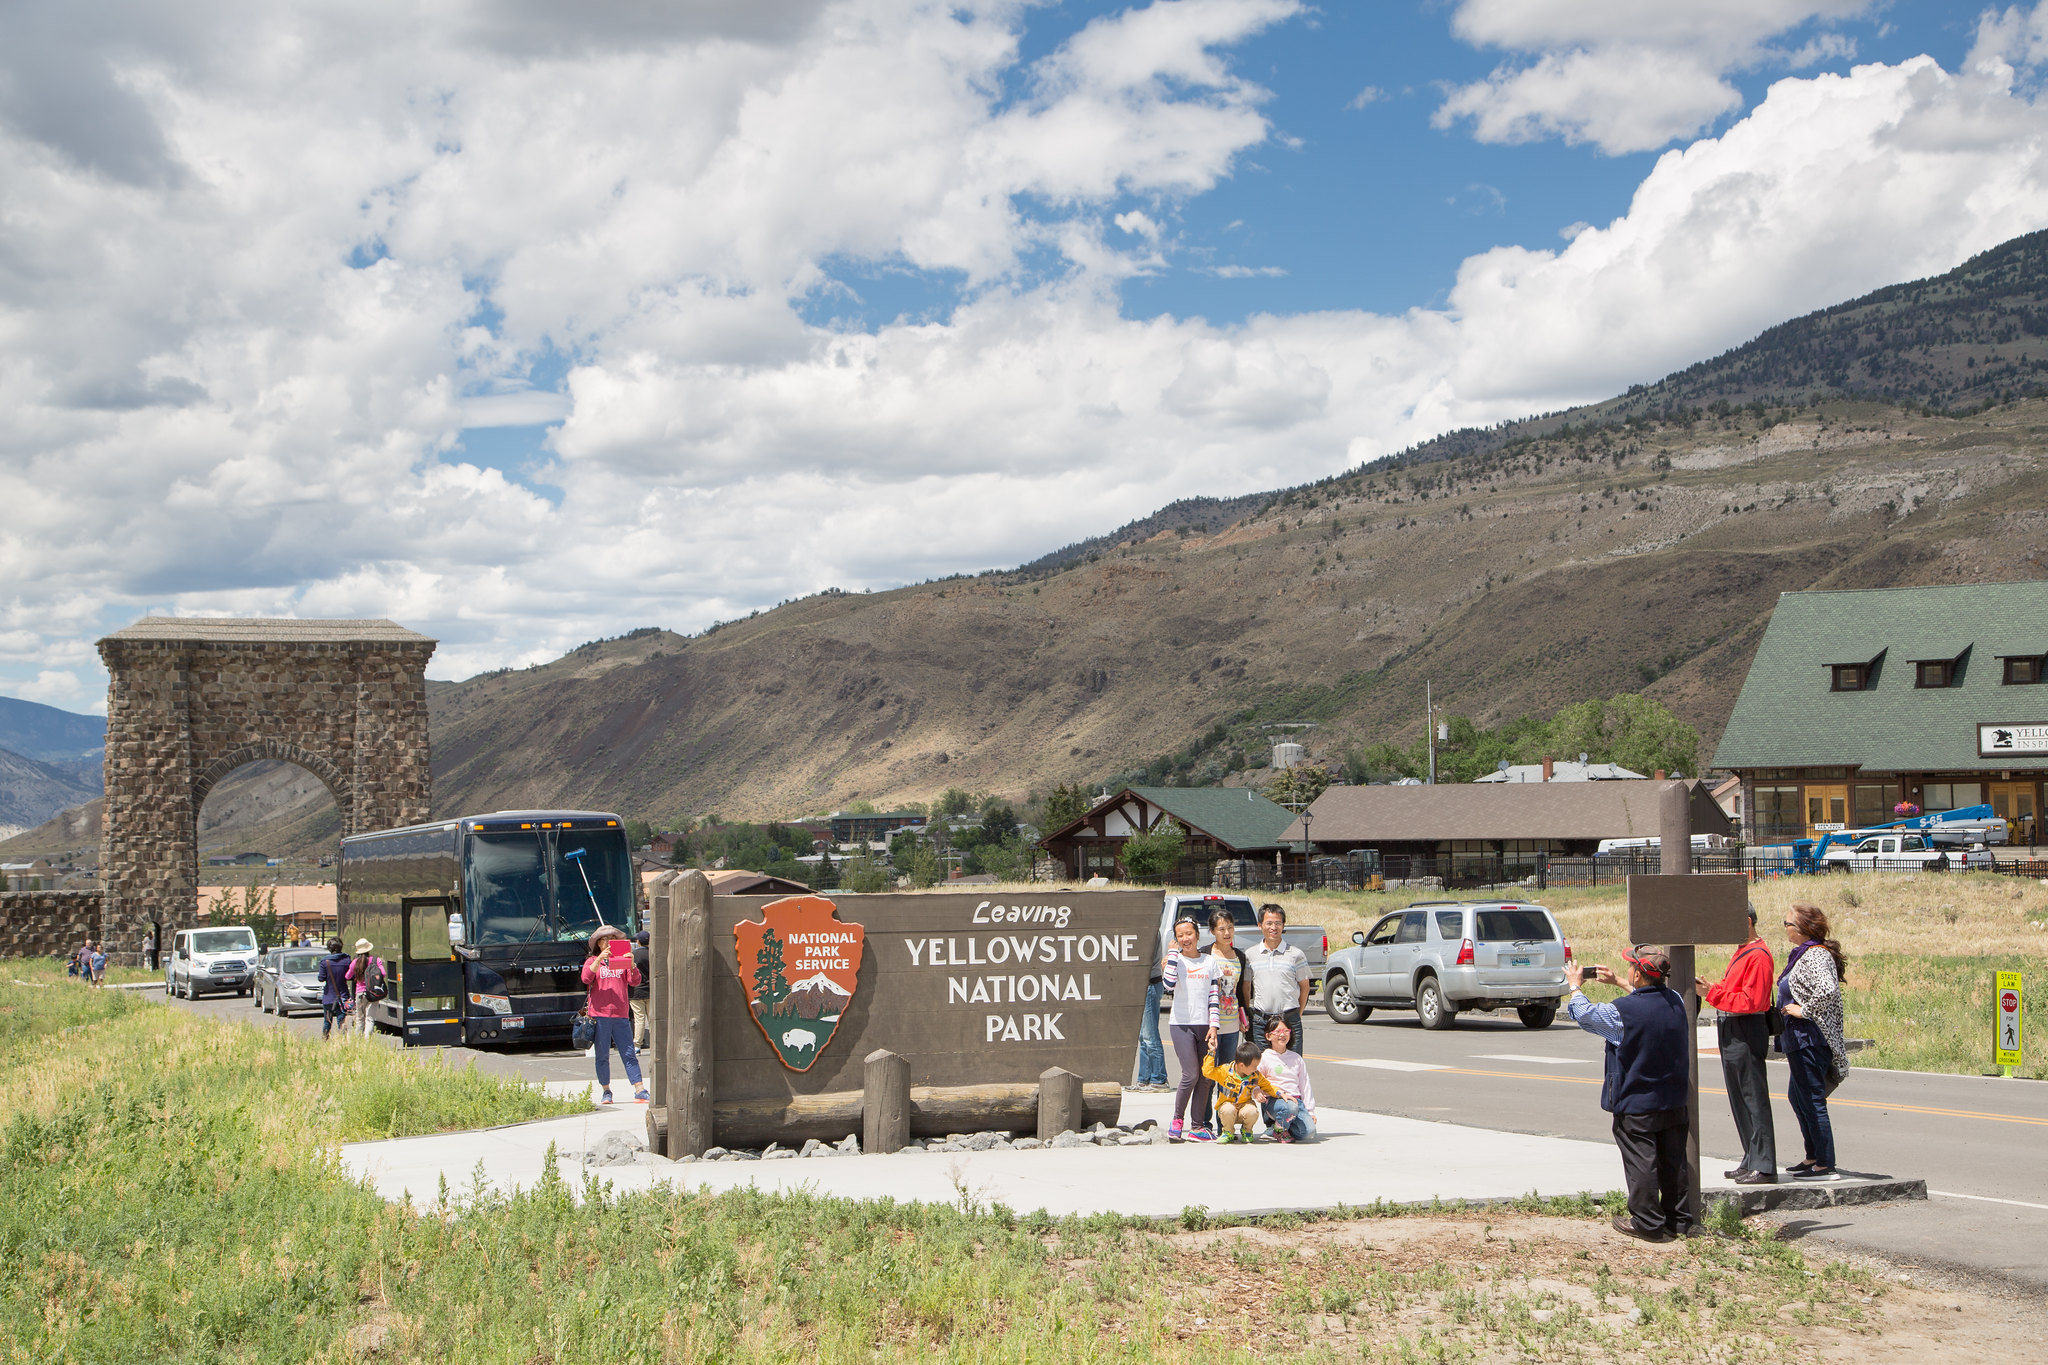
xmin=862 ymin=1049 xmax=910 ymax=1154
xmin=643 ymin=871 xmax=677 ymax=1156
xmin=667 ymin=870 xmax=715 ymax=1158
xmin=714 ymin=1081 xmax=1122 ymax=1149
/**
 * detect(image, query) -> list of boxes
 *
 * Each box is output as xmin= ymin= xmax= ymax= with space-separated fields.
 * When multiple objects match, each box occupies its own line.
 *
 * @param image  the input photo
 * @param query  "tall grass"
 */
xmin=0 ymin=961 xmax=1890 ymax=1362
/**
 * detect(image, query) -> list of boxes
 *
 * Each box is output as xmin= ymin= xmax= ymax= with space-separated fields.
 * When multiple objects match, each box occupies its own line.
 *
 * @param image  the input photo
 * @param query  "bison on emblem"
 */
xmin=734 ymin=895 xmax=865 ymax=1071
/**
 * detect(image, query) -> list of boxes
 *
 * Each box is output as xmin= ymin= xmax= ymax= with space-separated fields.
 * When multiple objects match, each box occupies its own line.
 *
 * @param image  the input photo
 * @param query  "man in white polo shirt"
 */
xmin=1245 ymin=903 xmax=1310 ymax=1057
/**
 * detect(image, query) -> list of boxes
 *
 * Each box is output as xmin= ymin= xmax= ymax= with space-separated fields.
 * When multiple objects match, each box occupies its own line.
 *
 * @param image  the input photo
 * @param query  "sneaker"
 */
xmin=632 ymin=1087 xmax=650 ymax=1103
xmin=1187 ymin=1128 xmax=1215 ymax=1142
xmin=1273 ymin=1130 xmax=1294 ymax=1144
xmin=1792 ymin=1167 xmax=1839 ymax=1181
xmin=599 ymin=1091 xmax=615 ymax=1105
xmin=1167 ymin=1119 xmax=1184 ymax=1142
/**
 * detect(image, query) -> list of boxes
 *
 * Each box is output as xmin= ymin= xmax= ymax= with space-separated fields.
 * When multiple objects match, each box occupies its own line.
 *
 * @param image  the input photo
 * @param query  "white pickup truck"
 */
xmin=1818 ymin=833 xmax=1996 ymax=872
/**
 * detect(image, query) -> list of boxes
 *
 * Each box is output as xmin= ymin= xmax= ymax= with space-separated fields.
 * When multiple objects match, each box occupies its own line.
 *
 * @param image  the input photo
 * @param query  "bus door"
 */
xmin=401 ymin=898 xmax=463 ymax=1047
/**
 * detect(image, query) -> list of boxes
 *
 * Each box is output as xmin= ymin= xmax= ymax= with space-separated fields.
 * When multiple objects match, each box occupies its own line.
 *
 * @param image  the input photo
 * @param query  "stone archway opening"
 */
xmin=96 ymin=618 xmax=436 ymax=963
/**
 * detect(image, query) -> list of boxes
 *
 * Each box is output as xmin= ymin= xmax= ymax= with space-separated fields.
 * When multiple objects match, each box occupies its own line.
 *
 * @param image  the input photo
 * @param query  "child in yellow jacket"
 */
xmin=1201 ymin=1048 xmax=1278 ymax=1142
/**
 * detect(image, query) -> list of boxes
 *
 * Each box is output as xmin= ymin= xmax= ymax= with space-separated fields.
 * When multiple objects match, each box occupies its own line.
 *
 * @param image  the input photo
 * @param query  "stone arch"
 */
xmin=95 ymin=618 xmax=436 ymax=963
xmin=191 ymin=740 xmax=354 ymax=823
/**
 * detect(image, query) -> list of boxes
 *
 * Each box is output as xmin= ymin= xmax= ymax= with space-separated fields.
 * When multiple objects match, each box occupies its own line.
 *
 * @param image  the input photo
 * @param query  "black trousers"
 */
xmin=1249 ymin=1006 xmax=1303 ymax=1057
xmin=1716 ymin=1012 xmax=1777 ymax=1175
xmin=1612 ymin=1107 xmax=1690 ymax=1237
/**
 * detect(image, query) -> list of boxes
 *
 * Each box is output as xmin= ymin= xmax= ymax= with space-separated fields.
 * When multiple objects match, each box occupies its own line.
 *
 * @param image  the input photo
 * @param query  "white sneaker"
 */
xmin=583 ymin=1046 xmax=596 ymax=1058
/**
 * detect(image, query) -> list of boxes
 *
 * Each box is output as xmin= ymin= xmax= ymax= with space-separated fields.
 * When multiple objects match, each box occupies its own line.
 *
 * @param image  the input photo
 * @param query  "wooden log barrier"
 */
xmin=644 ymin=871 xmax=676 ymax=1156
xmin=863 ymin=1049 xmax=911 ymax=1154
xmin=715 ymin=1081 xmax=1123 ymax=1150
xmin=1037 ymin=1066 xmax=1083 ymax=1141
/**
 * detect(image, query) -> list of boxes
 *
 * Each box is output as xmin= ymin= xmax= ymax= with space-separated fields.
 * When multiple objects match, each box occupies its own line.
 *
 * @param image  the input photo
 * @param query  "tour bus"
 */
xmin=337 ymin=810 xmax=640 ymax=1047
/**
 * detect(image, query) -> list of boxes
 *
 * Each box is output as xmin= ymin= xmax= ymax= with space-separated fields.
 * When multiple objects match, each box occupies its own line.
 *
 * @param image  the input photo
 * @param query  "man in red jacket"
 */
xmin=1701 ymin=905 xmax=1777 ymax=1184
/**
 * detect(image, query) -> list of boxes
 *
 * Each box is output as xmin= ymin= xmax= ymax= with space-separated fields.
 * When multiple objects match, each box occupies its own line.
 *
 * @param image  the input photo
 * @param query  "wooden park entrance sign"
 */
xmin=641 ymin=873 xmax=1158 ymax=1156
xmin=1625 ymin=782 xmax=1750 ymax=1223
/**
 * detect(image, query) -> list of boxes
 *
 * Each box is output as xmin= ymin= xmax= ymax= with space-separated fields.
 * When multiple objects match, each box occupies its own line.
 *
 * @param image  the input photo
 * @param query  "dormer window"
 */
xmin=1915 ymin=659 xmax=1955 ymax=689
xmin=1831 ymin=664 xmax=1867 ymax=692
xmin=2004 ymin=656 xmax=2042 ymax=685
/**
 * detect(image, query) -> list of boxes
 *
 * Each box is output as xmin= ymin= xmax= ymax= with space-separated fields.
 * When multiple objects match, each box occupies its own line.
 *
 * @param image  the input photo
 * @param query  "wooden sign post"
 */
xmin=1625 ymin=782 xmax=1749 ymax=1226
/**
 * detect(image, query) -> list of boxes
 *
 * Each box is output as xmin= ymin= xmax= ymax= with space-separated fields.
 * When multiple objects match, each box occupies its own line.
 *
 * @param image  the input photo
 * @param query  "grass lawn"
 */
xmin=0 ymin=958 xmax=2023 ymax=1362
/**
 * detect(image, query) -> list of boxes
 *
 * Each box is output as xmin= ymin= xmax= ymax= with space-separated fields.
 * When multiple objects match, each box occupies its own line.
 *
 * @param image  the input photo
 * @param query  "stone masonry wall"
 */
xmin=0 ymin=891 xmax=105 ymax=960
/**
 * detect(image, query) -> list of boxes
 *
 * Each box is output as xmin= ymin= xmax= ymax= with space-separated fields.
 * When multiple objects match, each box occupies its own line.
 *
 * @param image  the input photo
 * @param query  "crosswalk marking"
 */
xmin=1472 ymin=1053 xmax=1588 ymax=1065
xmin=1325 ymin=1058 xmax=1449 ymax=1072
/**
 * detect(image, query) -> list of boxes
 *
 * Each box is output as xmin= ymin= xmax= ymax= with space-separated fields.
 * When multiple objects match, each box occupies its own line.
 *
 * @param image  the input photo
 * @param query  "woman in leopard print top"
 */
xmin=1778 ymin=903 xmax=1849 ymax=1179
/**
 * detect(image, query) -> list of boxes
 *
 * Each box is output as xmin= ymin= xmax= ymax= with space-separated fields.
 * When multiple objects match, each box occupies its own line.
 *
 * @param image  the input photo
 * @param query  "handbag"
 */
xmin=572 ymin=1010 xmax=596 ymax=1049
xmin=1765 ymin=1003 xmax=1786 ymax=1038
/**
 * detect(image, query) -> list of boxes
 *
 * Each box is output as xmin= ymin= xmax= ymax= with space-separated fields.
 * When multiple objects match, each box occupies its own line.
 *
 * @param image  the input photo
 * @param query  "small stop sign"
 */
xmin=2003 ymin=991 xmax=2020 ymax=1013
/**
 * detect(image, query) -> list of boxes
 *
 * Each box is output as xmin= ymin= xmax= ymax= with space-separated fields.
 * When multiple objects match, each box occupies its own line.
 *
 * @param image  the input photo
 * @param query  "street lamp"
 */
xmin=1300 ymin=809 xmax=1314 ymax=886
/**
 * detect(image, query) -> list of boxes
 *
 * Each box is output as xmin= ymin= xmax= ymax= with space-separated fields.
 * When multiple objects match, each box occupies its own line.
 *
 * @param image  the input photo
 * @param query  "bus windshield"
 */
xmin=552 ymin=831 xmax=635 ymax=937
xmin=467 ymin=832 xmax=550 ymax=945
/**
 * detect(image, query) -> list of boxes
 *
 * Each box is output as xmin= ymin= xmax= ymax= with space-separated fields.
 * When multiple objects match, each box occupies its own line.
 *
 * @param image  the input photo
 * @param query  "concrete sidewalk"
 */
xmin=340 ymin=1090 xmax=1786 ymax=1220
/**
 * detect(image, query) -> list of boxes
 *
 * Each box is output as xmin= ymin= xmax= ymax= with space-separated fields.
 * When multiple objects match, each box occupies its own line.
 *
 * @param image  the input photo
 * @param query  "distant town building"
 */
xmin=1712 ymin=582 xmax=2048 ymax=846
xmin=828 ymin=811 xmax=927 ymax=843
xmin=1472 ymin=759 xmax=1647 ymax=783
xmin=1039 ymin=786 xmax=1297 ymax=883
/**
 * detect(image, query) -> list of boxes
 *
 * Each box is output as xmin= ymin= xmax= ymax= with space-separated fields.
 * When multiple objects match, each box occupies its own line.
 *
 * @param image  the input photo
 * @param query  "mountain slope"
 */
xmin=0 ymin=747 xmax=101 ymax=829
xmin=0 ymin=697 xmax=105 ymax=765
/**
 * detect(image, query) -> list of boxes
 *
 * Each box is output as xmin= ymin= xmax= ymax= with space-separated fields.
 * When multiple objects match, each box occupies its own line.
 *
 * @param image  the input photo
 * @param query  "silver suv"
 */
xmin=1323 ymin=900 xmax=1569 ymax=1031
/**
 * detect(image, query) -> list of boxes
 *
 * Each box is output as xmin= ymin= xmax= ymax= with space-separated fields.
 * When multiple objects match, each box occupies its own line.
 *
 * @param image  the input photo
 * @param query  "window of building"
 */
xmin=1915 ymin=659 xmax=1954 ymax=688
xmin=1831 ymin=664 xmax=1867 ymax=691
xmin=1852 ymin=783 xmax=1901 ymax=828
xmin=1753 ymin=786 xmax=1804 ymax=842
xmin=1923 ymin=782 xmax=1983 ymax=811
xmin=2004 ymin=656 xmax=2042 ymax=685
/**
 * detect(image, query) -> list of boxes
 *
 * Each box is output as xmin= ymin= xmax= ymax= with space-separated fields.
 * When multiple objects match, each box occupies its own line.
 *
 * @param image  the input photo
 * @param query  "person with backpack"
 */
xmin=346 ymin=938 xmax=387 ymax=1037
xmin=318 ymin=938 xmax=352 ymax=1039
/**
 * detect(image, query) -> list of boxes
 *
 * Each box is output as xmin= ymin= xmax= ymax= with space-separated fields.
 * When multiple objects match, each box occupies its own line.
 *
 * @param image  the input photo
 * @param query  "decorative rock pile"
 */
xmin=567 ymin=1120 xmax=1172 ymax=1167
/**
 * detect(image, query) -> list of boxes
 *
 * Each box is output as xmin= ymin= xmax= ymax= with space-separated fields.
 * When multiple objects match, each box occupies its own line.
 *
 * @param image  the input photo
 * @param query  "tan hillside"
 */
xmin=426 ymin=396 xmax=2046 ymax=824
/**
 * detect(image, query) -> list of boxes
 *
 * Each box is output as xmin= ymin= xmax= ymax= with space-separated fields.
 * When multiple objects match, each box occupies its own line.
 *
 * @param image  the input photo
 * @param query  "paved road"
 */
xmin=1280 ymin=1002 xmax=2048 ymax=1292
xmin=159 ymin=985 xmax=2047 ymax=1289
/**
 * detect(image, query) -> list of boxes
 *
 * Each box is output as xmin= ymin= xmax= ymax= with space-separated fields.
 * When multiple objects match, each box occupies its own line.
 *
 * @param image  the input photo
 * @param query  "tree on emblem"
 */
xmin=753 ymin=927 xmax=790 ymax=1020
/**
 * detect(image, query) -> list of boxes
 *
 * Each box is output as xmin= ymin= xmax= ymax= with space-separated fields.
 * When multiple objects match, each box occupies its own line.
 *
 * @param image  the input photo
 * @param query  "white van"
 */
xmin=166 ymin=925 xmax=260 ymax=999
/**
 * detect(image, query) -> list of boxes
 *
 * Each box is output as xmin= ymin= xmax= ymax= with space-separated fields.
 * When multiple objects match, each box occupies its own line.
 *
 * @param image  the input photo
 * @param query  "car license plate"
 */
xmin=1509 ymin=955 xmax=1536 ymax=968
xmin=502 ymin=1017 xmax=524 ymax=1029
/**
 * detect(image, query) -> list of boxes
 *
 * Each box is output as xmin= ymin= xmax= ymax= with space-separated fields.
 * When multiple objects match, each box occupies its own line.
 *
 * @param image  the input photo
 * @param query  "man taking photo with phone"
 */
xmin=1567 ymin=947 xmax=1693 ymax=1242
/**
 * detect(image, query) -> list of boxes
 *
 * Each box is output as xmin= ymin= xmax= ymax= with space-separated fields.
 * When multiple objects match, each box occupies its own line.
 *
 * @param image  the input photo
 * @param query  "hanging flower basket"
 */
xmin=1893 ymin=802 xmax=1920 ymax=817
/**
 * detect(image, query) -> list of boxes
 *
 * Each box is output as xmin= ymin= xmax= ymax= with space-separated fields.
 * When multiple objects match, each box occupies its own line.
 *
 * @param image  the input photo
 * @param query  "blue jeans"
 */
xmin=322 ymin=999 xmax=346 ymax=1037
xmin=592 ymin=1016 xmax=643 ymax=1090
xmin=1136 ymin=979 xmax=1168 ymax=1086
xmin=1262 ymin=1095 xmax=1316 ymax=1141
xmin=1784 ymin=1040 xmax=1836 ymax=1169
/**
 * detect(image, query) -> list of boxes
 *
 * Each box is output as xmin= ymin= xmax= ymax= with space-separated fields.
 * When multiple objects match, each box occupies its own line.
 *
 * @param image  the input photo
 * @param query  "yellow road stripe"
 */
xmin=1306 ymin=1054 xmax=2048 ymax=1127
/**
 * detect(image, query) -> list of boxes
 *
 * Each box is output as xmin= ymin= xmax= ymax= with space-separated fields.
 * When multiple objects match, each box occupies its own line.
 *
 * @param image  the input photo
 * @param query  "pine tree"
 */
xmin=752 ymin=928 xmax=789 ymax=1019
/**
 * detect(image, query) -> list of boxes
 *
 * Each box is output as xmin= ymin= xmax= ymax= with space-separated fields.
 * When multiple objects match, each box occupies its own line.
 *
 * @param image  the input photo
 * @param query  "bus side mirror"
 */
xmin=447 ymin=911 xmax=465 ymax=947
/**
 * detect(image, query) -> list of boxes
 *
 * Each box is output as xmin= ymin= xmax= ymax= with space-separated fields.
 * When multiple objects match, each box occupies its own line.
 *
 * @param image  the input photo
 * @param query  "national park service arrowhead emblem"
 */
xmin=733 ymin=895 xmax=865 ymax=1071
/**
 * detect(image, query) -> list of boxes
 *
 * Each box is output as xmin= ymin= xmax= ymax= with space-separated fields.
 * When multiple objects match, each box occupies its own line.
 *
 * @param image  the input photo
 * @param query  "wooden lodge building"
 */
xmin=1039 ymin=786 xmax=1298 ymax=883
xmin=1711 ymin=582 xmax=2048 ymax=846
xmin=1280 ymin=783 xmax=1732 ymax=881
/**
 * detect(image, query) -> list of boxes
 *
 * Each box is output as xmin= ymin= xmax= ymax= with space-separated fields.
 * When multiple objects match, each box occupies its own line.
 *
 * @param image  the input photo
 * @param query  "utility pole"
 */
xmin=1426 ymin=681 xmax=1436 ymax=786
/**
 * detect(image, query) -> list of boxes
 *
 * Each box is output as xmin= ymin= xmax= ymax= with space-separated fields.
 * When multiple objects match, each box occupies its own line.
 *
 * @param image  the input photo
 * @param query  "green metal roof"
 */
xmin=1711 ymin=582 xmax=2048 ymax=774
xmin=1125 ymin=786 xmax=1299 ymax=851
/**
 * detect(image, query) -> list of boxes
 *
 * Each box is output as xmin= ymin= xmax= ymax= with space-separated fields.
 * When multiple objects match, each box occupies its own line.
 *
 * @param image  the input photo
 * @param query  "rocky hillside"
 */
xmin=12 ymin=232 xmax=2048 ymax=848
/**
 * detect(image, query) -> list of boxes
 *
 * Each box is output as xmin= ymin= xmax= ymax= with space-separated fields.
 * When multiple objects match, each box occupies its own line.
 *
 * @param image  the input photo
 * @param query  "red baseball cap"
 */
xmin=1623 ymin=946 xmax=1671 ymax=981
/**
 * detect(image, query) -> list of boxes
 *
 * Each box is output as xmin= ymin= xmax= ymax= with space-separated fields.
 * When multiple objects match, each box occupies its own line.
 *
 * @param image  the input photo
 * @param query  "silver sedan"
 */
xmin=254 ymin=947 xmax=329 ymax=1017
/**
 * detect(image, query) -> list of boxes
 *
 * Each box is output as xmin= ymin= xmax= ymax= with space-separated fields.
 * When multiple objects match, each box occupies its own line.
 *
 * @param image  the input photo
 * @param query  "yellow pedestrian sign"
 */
xmin=1995 ymin=971 xmax=2023 ymax=1074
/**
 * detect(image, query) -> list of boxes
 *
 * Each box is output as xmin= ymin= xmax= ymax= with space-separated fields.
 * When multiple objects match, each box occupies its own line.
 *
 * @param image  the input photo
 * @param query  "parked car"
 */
xmin=165 ymin=925 xmax=260 ymax=999
xmin=1323 ymin=900 xmax=1569 ymax=1031
xmin=1817 ymin=833 xmax=1997 ymax=872
xmin=1157 ymin=893 xmax=1327 ymax=994
xmin=254 ymin=946 xmax=327 ymax=1016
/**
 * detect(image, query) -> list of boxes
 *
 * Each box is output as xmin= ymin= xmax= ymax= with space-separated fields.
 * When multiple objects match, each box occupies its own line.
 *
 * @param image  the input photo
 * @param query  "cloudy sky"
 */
xmin=5 ymin=0 xmax=2048 ymax=712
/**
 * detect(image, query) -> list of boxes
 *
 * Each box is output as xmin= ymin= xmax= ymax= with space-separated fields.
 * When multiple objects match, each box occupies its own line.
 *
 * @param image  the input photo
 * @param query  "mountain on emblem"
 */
xmin=733 ymin=895 xmax=865 ymax=1071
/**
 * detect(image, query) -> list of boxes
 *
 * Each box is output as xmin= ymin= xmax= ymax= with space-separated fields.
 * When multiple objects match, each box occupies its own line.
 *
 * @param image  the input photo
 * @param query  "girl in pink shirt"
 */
xmin=580 ymin=926 xmax=648 ymax=1103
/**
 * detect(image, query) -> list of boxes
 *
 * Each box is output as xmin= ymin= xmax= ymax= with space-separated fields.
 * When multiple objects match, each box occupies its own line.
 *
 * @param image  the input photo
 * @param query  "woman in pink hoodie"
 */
xmin=581 ymin=926 xmax=648 ymax=1103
